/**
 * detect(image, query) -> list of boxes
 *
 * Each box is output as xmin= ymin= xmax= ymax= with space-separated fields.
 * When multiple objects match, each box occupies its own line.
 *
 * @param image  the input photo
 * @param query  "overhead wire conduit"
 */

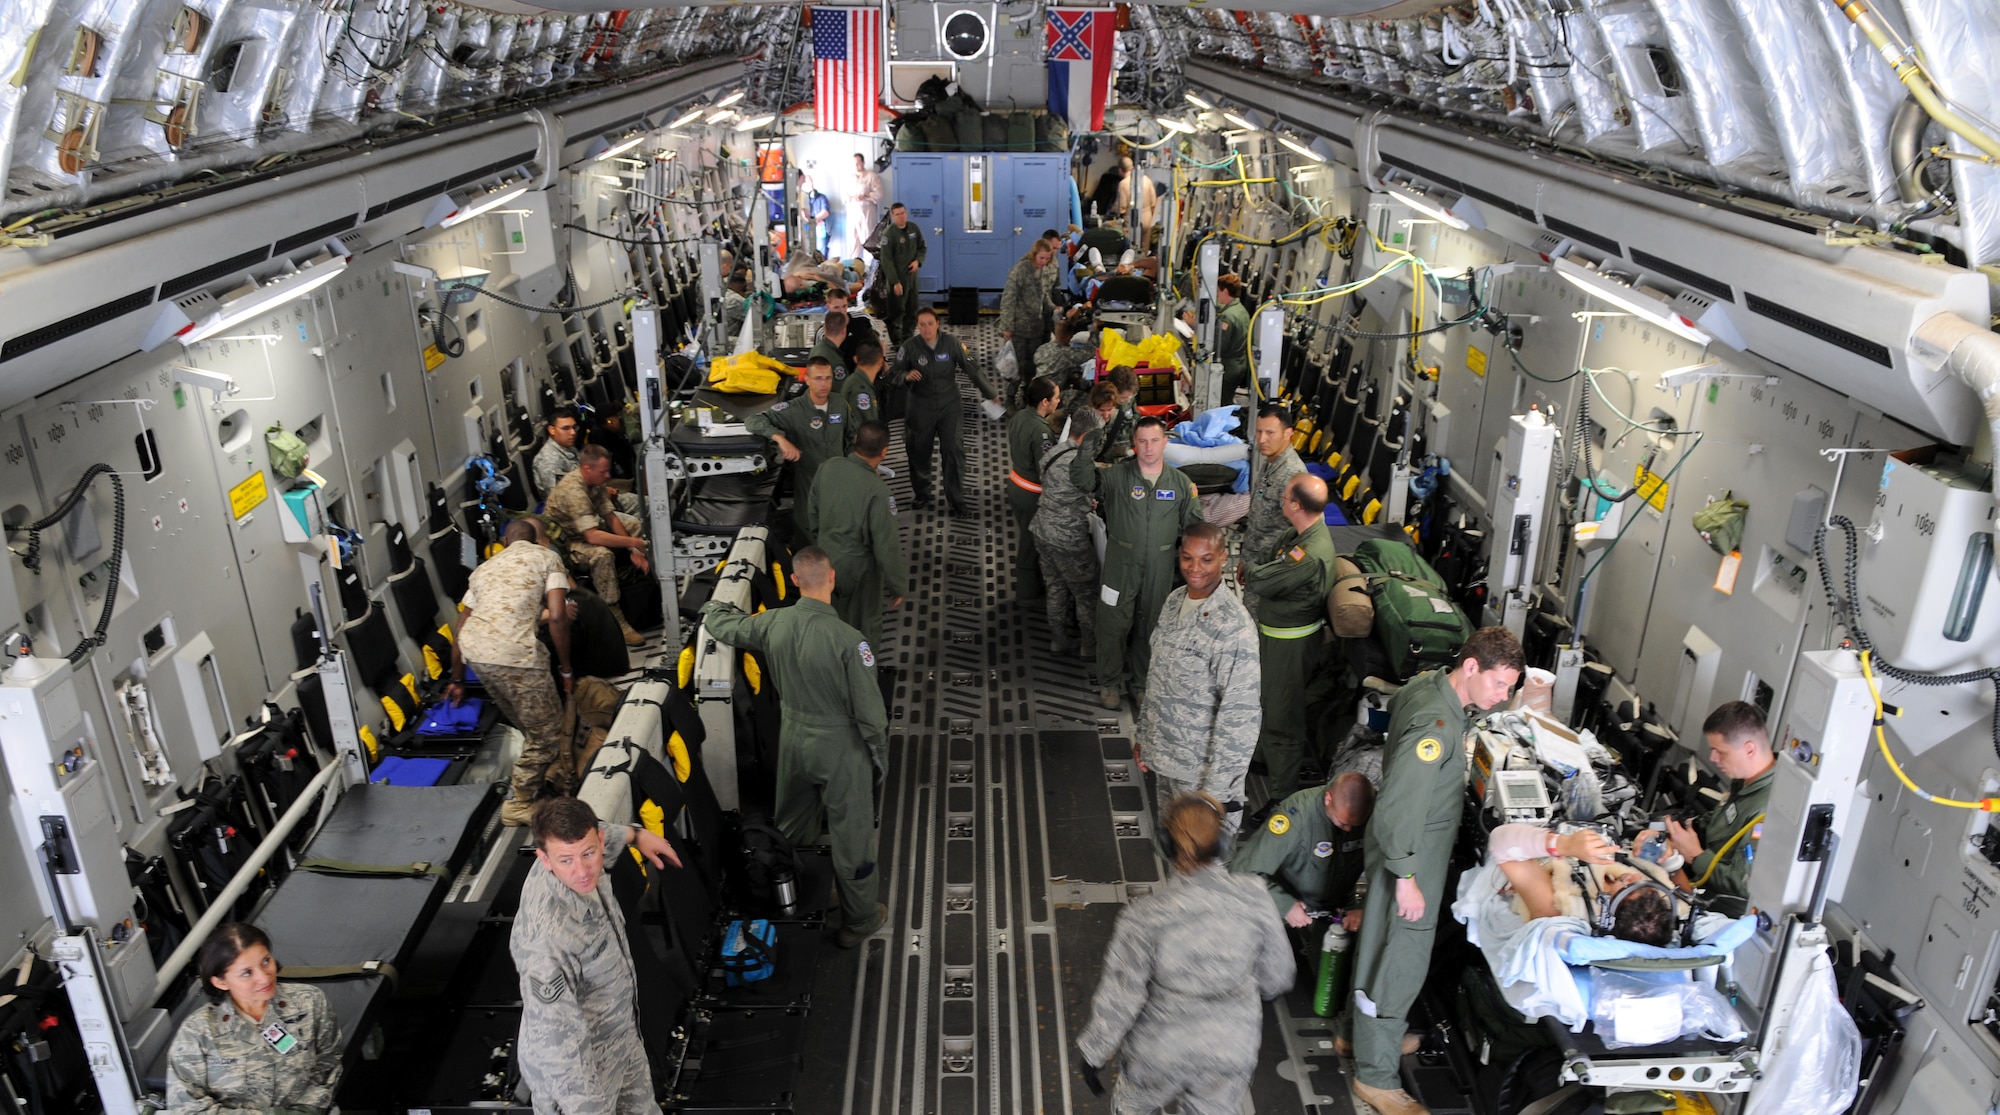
xmin=1832 ymin=0 xmax=2000 ymax=164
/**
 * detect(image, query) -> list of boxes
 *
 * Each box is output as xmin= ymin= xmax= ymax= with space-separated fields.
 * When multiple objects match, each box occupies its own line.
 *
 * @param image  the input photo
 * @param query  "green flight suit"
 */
xmin=701 ymin=597 xmax=888 ymax=934
xmin=745 ymin=393 xmax=858 ymax=537
xmin=1217 ymin=300 xmax=1253 ymax=406
xmin=810 ymin=336 xmax=849 ymax=380
xmin=1073 ymin=454 xmax=1202 ymax=696
xmin=1232 ymin=783 xmax=1366 ymax=919
xmin=1688 ymin=765 xmax=1774 ymax=917
xmin=1351 ymin=668 xmax=1471 ymax=1091
xmin=893 ymin=331 xmax=995 ymax=512
xmin=1243 ymin=521 xmax=1340 ymax=800
xmin=807 ymin=454 xmax=909 ymax=649
xmin=837 ymin=368 xmax=883 ymax=420
xmin=1007 ymin=408 xmax=1057 ymax=600
xmin=878 ymin=220 xmax=927 ymax=344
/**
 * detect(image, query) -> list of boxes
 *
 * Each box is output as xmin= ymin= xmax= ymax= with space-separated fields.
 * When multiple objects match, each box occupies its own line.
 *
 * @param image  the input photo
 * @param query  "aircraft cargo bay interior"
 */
xmin=0 ymin=2 xmax=1996 ymax=1114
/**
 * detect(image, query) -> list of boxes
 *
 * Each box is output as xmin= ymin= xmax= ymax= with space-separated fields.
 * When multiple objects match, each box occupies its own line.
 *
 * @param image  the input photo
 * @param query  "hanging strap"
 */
xmin=281 ymin=959 xmax=398 ymax=986
xmin=295 ymin=857 xmax=446 ymax=878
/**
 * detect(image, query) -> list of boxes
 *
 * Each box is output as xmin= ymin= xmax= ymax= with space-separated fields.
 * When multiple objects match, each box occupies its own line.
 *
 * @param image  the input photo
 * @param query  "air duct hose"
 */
xmin=1915 ymin=313 xmax=2000 ymax=474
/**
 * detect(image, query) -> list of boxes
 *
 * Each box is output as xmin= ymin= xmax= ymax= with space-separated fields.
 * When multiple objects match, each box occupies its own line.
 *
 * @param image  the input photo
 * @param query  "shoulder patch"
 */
xmin=770 ymin=401 xmax=789 ymax=412
xmin=1313 ymin=840 xmax=1334 ymax=858
xmin=1288 ymin=546 xmax=1306 ymax=562
xmin=857 ymin=392 xmax=873 ymax=409
xmin=1415 ymin=737 xmax=1443 ymax=763
xmin=809 ymin=416 xmax=825 ymax=430
xmin=528 ymin=972 xmax=570 ymax=1003
xmin=858 ymin=641 xmax=875 ymax=668
xmin=1267 ymin=812 xmax=1291 ymax=836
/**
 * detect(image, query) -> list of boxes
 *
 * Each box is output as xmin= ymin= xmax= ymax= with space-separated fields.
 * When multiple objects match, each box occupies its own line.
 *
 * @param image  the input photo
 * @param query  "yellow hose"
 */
xmin=1834 ymin=0 xmax=2000 ymax=162
xmin=1859 ymin=649 xmax=2000 ymax=811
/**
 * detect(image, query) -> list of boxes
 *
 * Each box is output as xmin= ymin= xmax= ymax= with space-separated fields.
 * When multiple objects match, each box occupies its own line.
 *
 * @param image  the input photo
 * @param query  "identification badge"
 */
xmin=936 ymin=353 xmax=949 ymax=363
xmin=830 ymin=412 xmax=843 ymax=423
xmin=1155 ymin=489 xmax=1175 ymax=500
xmin=261 ymin=1021 xmax=298 ymax=1055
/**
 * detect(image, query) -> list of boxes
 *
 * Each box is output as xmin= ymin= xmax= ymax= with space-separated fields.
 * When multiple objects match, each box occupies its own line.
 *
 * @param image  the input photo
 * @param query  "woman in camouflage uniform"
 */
xmin=168 ymin=923 xmax=342 ymax=1115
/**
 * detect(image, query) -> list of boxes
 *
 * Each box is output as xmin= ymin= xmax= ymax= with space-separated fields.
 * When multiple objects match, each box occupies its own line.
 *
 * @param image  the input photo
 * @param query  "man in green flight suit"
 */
xmin=1073 ymin=415 xmax=1202 ymax=711
xmin=1007 ymin=378 xmax=1062 ymax=602
xmin=745 ymin=357 xmax=860 ymax=540
xmin=807 ymin=421 xmax=908 ymax=650
xmin=1214 ymin=273 xmax=1253 ymax=407
xmin=1660 ymin=701 xmax=1774 ymax=918
xmin=839 ymin=341 xmax=887 ymax=418
xmin=812 ymin=311 xmax=851 ymax=380
xmin=1242 ymin=473 xmax=1341 ymax=804
xmin=701 ymin=548 xmax=890 ymax=948
xmin=1349 ymin=627 xmax=1523 ymax=1115
xmin=1233 ymin=772 xmax=1375 ymax=932
xmin=878 ymin=202 xmax=926 ymax=346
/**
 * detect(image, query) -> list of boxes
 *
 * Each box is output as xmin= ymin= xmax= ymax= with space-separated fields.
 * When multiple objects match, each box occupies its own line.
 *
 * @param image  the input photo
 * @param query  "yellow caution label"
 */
xmin=1466 ymin=345 xmax=1488 ymax=377
xmin=423 ymin=343 xmax=446 ymax=371
xmin=1634 ymin=465 xmax=1670 ymax=512
xmin=228 ymin=471 xmax=268 ymax=519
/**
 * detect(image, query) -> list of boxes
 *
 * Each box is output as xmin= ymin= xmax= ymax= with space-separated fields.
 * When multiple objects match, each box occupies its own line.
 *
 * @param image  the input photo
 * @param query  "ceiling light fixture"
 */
xmin=592 ymin=133 xmax=647 ymax=162
xmin=715 ymin=90 xmax=745 ymax=109
xmin=1156 ymin=117 xmax=1196 ymax=135
xmin=736 ymin=114 xmax=776 ymax=131
xmin=1553 ymin=256 xmax=1712 ymax=347
xmin=1277 ymin=134 xmax=1325 ymax=162
xmin=1185 ymin=91 xmax=1213 ymax=110
xmin=426 ymin=177 xmax=531 ymax=229
xmin=146 ymin=254 xmax=349 ymax=348
xmin=668 ymin=106 xmax=705 ymax=128
xmin=706 ymin=109 xmax=736 ymax=125
xmin=1379 ymin=180 xmax=1485 ymax=231
xmin=1220 ymin=111 xmax=1259 ymax=131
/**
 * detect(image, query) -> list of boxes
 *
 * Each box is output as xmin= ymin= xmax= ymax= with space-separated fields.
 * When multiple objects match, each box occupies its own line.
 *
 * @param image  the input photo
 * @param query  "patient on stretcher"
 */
xmin=1488 ymin=825 xmax=1676 ymax=946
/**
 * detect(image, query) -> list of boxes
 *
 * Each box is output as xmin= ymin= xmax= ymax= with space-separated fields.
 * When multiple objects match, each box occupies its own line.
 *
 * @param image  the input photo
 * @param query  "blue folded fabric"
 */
xmin=1559 ymin=914 xmax=1759 ymax=965
xmin=371 ymin=755 xmax=453 ymax=787
xmin=1171 ymin=406 xmax=1244 ymax=448
xmin=416 ymin=698 xmax=484 ymax=737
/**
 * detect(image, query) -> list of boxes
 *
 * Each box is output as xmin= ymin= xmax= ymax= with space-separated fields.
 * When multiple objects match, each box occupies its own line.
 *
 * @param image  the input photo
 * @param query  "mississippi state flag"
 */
xmin=1046 ymin=8 xmax=1114 ymax=132
xmin=813 ymin=7 xmax=881 ymax=133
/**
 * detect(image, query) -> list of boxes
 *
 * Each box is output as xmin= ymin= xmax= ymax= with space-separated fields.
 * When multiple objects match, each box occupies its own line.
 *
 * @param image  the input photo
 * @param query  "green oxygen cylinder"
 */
xmin=1312 ymin=921 xmax=1352 ymax=1018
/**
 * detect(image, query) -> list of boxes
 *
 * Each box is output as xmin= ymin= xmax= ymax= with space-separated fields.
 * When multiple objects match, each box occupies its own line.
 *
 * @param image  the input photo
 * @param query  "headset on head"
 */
xmin=1591 ymin=862 xmax=1680 ymax=943
xmin=1157 ymin=793 xmax=1231 ymax=866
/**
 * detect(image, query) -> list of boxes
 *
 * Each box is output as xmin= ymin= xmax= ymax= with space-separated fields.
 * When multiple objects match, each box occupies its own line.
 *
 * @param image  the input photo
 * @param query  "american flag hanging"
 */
xmin=812 ymin=7 xmax=881 ymax=133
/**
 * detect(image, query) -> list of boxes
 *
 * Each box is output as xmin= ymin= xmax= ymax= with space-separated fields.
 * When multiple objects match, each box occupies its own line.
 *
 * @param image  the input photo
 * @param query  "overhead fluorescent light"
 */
xmin=1277 ymin=134 xmax=1325 ymax=162
xmin=1220 ymin=111 xmax=1259 ymax=132
xmin=158 ymin=254 xmax=349 ymax=347
xmin=715 ymin=90 xmax=745 ymax=109
xmin=669 ymin=106 xmax=705 ymax=128
xmin=1156 ymin=117 xmax=1195 ymax=135
xmin=1380 ymin=181 xmax=1485 ymax=231
xmin=592 ymin=133 xmax=647 ymax=162
xmin=706 ymin=109 xmax=736 ymax=125
xmin=1185 ymin=91 xmax=1213 ymax=111
xmin=427 ymin=178 xmax=530 ymax=229
xmin=736 ymin=114 xmax=776 ymax=131
xmin=1553 ymin=256 xmax=1712 ymax=346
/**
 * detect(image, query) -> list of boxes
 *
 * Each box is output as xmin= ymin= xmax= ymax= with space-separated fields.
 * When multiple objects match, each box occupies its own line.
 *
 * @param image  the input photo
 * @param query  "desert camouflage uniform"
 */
xmin=1077 ymin=863 xmax=1293 ymax=1115
xmin=535 ymin=439 xmax=640 ymax=515
xmin=545 ymin=470 xmax=637 ymax=607
xmin=512 ymin=823 xmax=659 ymax=1115
xmin=461 ymin=540 xmax=573 ymax=801
xmin=167 ymin=981 xmax=342 ymax=1115
xmin=1137 ymin=586 xmax=1261 ymax=844
xmin=1238 ymin=446 xmax=1306 ymax=620
xmin=1030 ymin=439 xmax=1098 ymax=650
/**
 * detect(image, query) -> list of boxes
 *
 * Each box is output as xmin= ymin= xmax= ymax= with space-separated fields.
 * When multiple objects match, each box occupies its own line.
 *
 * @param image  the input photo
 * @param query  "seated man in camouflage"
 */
xmin=544 ymin=444 xmax=649 ymax=646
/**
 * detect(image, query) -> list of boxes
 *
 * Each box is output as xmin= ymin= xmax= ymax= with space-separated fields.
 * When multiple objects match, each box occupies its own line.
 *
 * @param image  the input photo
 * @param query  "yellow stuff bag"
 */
xmin=706 ymin=351 xmax=790 ymax=395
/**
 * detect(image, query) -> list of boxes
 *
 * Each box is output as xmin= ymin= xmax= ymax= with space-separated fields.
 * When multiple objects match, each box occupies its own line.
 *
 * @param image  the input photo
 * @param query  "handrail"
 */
xmin=149 ymin=759 xmax=342 ymax=1003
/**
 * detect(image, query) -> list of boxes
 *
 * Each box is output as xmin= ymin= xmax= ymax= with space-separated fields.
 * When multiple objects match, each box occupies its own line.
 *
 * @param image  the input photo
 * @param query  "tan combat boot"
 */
xmin=611 ymin=604 xmax=645 ymax=646
xmin=501 ymin=798 xmax=536 ymax=827
xmin=1351 ymin=1079 xmax=1430 ymax=1115
xmin=1334 ymin=1032 xmax=1422 ymax=1058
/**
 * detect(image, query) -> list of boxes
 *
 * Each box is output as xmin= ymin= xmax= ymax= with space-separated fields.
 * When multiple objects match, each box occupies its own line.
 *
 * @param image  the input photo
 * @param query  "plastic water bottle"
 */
xmin=1313 ymin=921 xmax=1351 ymax=1017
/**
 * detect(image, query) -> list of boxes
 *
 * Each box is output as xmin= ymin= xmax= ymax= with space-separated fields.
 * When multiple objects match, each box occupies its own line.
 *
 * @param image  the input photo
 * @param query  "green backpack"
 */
xmin=265 ymin=422 xmax=309 ymax=479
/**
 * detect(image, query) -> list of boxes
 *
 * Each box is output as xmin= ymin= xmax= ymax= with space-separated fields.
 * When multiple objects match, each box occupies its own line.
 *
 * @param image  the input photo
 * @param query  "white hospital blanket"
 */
xmin=1454 ymin=862 xmax=1592 ymax=1029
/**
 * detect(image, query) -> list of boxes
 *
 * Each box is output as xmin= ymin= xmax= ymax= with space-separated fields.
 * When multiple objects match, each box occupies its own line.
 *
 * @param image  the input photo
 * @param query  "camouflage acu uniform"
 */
xmin=1030 ymin=439 xmax=1098 ymax=651
xmin=1137 ymin=587 xmax=1261 ymax=843
xmin=1077 ymin=863 xmax=1294 ymax=1115
xmin=167 ymin=981 xmax=342 ymax=1114
xmin=512 ymin=824 xmax=661 ymax=1115
xmin=720 ymin=289 xmax=748 ymax=345
xmin=1033 ymin=338 xmax=1089 ymax=390
xmin=460 ymin=540 xmax=573 ymax=802
xmin=545 ymin=470 xmax=638 ymax=606
xmin=1238 ymin=447 xmax=1306 ymax=620
xmin=535 ymin=439 xmax=640 ymax=515
xmin=999 ymin=255 xmax=1058 ymax=389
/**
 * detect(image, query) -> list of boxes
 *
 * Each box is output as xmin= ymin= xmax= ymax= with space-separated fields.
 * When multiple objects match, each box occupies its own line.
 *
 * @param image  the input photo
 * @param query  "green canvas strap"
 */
xmin=295 ymin=857 xmax=446 ymax=878
xmin=281 ymin=960 xmax=398 ymax=986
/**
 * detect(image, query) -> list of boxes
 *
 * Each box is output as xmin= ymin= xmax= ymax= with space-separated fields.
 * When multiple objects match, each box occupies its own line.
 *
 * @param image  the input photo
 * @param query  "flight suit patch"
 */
xmin=1288 ymin=546 xmax=1305 ymax=562
xmin=858 ymin=641 xmax=875 ymax=668
xmin=810 ymin=417 xmax=824 ymax=430
xmin=1130 ymin=485 xmax=1147 ymax=501
xmin=831 ymin=412 xmax=843 ymax=423
xmin=528 ymin=972 xmax=570 ymax=1003
xmin=857 ymin=392 xmax=872 ymax=408
xmin=1267 ymin=812 xmax=1290 ymax=835
xmin=1415 ymin=737 xmax=1443 ymax=763
xmin=771 ymin=401 xmax=789 ymax=412
xmin=1313 ymin=841 xmax=1333 ymax=858
xmin=1155 ymin=489 xmax=1175 ymax=499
